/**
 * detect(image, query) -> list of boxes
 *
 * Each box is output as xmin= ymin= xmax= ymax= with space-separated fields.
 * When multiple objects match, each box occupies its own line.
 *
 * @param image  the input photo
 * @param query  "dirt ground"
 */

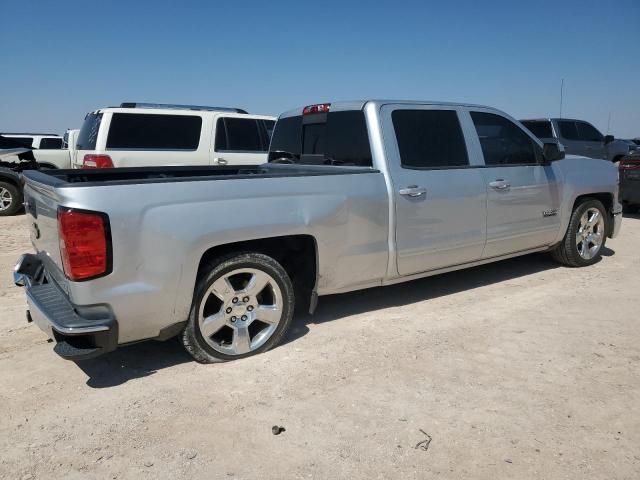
xmin=1 ymin=212 xmax=639 ymax=480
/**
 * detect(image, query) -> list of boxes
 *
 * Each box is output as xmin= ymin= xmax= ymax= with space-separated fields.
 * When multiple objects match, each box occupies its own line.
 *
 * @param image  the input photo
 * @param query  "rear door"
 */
xmin=212 ymin=116 xmax=271 ymax=165
xmin=467 ymin=109 xmax=560 ymax=258
xmin=381 ymin=104 xmax=487 ymax=275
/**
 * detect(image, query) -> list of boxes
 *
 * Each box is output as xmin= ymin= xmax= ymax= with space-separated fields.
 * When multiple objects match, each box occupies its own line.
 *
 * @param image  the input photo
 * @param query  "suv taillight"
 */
xmin=82 ymin=154 xmax=113 ymax=169
xmin=58 ymin=208 xmax=112 ymax=281
xmin=619 ymin=158 xmax=640 ymax=170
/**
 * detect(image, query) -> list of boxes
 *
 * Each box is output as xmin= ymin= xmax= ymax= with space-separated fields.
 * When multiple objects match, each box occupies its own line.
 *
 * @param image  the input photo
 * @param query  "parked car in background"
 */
xmin=520 ymin=118 xmax=631 ymax=162
xmin=621 ymin=139 xmax=640 ymax=154
xmin=619 ymin=153 xmax=640 ymax=212
xmin=0 ymin=132 xmax=72 ymax=169
xmin=0 ymin=136 xmax=39 ymax=216
xmin=74 ymin=103 xmax=276 ymax=169
xmin=15 ymin=100 xmax=621 ymax=363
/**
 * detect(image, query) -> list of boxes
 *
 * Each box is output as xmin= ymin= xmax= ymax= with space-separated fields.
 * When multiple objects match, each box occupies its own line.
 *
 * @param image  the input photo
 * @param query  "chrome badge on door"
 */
xmin=542 ymin=209 xmax=559 ymax=217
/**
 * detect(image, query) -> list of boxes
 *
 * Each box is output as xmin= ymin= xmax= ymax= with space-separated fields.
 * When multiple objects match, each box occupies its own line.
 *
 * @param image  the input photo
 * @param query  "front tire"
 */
xmin=551 ymin=199 xmax=608 ymax=267
xmin=182 ymin=252 xmax=295 ymax=363
xmin=0 ymin=181 xmax=23 ymax=217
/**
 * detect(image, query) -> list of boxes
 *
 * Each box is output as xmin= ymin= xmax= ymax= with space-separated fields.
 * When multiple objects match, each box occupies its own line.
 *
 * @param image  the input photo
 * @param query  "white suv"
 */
xmin=75 ymin=103 xmax=276 ymax=168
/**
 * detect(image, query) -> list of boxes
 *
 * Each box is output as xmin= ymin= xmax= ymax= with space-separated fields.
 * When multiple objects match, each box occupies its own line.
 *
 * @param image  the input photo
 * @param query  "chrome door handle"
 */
xmin=399 ymin=185 xmax=427 ymax=197
xmin=214 ymin=157 xmax=228 ymax=165
xmin=489 ymin=179 xmax=510 ymax=190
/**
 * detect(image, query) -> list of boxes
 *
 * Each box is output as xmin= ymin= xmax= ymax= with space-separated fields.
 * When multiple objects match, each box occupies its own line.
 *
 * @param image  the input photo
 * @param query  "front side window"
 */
xmin=577 ymin=122 xmax=603 ymax=142
xmin=220 ymin=118 xmax=264 ymax=152
xmin=557 ymin=120 xmax=580 ymax=141
xmin=392 ymin=110 xmax=469 ymax=169
xmin=471 ymin=112 xmax=538 ymax=166
xmin=77 ymin=113 xmax=103 ymax=150
xmin=39 ymin=138 xmax=63 ymax=149
xmin=106 ymin=113 xmax=202 ymax=150
xmin=268 ymin=110 xmax=372 ymax=167
xmin=521 ymin=120 xmax=553 ymax=139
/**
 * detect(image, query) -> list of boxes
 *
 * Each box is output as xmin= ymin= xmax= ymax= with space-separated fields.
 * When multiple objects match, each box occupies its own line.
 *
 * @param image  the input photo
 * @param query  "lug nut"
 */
xmin=247 ymin=305 xmax=254 ymax=312
xmin=226 ymin=307 xmax=232 ymax=314
xmin=241 ymin=315 xmax=248 ymax=321
xmin=242 ymin=296 xmax=249 ymax=303
xmin=230 ymin=316 xmax=237 ymax=322
xmin=232 ymin=297 xmax=239 ymax=304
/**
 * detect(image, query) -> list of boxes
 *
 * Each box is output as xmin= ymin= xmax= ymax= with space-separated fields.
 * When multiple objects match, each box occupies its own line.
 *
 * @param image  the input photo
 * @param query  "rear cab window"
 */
xmin=106 ymin=113 xmax=202 ymax=150
xmin=268 ymin=108 xmax=372 ymax=167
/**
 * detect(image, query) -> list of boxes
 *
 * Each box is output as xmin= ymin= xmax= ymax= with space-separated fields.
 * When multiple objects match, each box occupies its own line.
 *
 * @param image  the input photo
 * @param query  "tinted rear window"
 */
xmin=39 ymin=138 xmax=63 ymax=149
xmin=392 ymin=110 xmax=469 ymax=168
xmin=6 ymin=137 xmax=34 ymax=147
xmin=521 ymin=121 xmax=553 ymax=139
xmin=77 ymin=113 xmax=103 ymax=150
xmin=106 ymin=113 xmax=202 ymax=150
xmin=268 ymin=111 xmax=372 ymax=167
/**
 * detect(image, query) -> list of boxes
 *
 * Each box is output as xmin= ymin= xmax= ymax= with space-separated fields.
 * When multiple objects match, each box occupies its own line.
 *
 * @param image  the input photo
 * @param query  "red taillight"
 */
xmin=82 ymin=154 xmax=113 ymax=169
xmin=58 ymin=208 xmax=111 ymax=281
xmin=619 ymin=158 xmax=640 ymax=170
xmin=303 ymin=103 xmax=331 ymax=115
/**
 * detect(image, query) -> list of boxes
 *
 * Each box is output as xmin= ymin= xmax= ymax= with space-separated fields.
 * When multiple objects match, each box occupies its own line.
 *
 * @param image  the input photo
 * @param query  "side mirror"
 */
xmin=604 ymin=135 xmax=615 ymax=145
xmin=543 ymin=141 xmax=565 ymax=163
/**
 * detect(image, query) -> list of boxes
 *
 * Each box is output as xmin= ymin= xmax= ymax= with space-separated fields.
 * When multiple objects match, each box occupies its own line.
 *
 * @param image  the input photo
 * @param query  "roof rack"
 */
xmin=119 ymin=102 xmax=248 ymax=114
xmin=0 ymin=132 xmax=60 ymax=136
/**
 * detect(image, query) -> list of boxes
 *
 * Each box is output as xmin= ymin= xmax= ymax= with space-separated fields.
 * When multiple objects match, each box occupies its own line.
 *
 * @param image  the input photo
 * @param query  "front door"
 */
xmin=467 ymin=109 xmax=561 ymax=258
xmin=212 ymin=116 xmax=270 ymax=166
xmin=381 ymin=105 xmax=487 ymax=276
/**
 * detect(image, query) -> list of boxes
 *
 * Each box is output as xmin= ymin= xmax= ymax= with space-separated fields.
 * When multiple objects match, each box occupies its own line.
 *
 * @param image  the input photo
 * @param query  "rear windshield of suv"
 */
xmin=268 ymin=110 xmax=372 ymax=167
xmin=6 ymin=136 xmax=34 ymax=147
xmin=106 ymin=113 xmax=202 ymax=150
xmin=521 ymin=121 xmax=553 ymax=139
xmin=77 ymin=112 xmax=103 ymax=150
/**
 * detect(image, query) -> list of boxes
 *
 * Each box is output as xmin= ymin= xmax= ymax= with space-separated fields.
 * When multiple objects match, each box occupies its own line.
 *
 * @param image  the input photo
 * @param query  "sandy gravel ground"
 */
xmin=1 ymin=212 xmax=639 ymax=480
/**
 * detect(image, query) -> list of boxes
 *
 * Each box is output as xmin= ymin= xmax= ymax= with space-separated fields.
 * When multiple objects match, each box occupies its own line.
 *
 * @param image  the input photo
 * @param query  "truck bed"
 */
xmin=23 ymin=164 xmax=378 ymax=188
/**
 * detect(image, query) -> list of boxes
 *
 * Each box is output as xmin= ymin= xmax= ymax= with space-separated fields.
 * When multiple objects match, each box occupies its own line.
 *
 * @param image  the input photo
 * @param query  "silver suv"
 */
xmin=520 ymin=118 xmax=631 ymax=162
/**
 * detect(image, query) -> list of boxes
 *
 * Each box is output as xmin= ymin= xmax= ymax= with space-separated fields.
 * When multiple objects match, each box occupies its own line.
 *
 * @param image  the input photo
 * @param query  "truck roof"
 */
xmin=87 ymin=106 xmax=274 ymax=120
xmin=1 ymin=132 xmax=60 ymax=137
xmin=279 ymin=99 xmax=507 ymax=118
xmin=520 ymin=118 xmax=589 ymax=123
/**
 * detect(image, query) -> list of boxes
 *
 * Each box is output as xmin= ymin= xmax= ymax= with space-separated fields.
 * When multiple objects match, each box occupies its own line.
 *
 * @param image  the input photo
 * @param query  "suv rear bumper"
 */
xmin=14 ymin=253 xmax=118 ymax=361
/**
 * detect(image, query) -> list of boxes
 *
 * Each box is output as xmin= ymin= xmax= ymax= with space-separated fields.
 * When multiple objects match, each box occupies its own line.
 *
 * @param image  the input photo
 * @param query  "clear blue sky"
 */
xmin=1 ymin=0 xmax=639 ymax=137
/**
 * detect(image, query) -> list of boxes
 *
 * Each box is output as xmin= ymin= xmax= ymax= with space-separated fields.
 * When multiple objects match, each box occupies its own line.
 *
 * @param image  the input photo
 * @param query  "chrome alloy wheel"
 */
xmin=0 ymin=187 xmax=12 ymax=211
xmin=198 ymin=268 xmax=283 ymax=355
xmin=576 ymin=207 xmax=605 ymax=260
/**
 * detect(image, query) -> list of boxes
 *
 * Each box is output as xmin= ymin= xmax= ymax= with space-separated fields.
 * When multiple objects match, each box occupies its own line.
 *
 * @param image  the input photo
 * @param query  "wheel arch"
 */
xmin=195 ymin=234 xmax=319 ymax=313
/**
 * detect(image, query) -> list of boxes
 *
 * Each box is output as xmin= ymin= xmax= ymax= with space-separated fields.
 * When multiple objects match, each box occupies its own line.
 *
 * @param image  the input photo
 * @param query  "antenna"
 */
xmin=607 ymin=112 xmax=611 ymax=134
xmin=559 ymin=78 xmax=564 ymax=118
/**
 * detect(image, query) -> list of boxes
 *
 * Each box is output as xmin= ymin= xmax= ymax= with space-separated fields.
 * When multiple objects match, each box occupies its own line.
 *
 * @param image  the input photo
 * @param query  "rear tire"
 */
xmin=551 ymin=199 xmax=608 ymax=267
xmin=182 ymin=252 xmax=295 ymax=363
xmin=0 ymin=181 xmax=23 ymax=217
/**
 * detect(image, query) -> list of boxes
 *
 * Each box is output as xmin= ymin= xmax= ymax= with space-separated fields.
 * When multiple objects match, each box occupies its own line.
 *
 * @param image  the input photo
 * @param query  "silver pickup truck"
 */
xmin=14 ymin=100 xmax=622 ymax=363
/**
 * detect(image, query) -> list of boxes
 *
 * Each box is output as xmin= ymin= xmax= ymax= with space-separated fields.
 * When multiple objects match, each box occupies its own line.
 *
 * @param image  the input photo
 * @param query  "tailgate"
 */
xmin=23 ymin=178 xmax=65 ymax=275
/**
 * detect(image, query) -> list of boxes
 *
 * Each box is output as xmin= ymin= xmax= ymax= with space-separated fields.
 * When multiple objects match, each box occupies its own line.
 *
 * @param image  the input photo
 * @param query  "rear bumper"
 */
xmin=14 ymin=253 xmax=118 ymax=361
